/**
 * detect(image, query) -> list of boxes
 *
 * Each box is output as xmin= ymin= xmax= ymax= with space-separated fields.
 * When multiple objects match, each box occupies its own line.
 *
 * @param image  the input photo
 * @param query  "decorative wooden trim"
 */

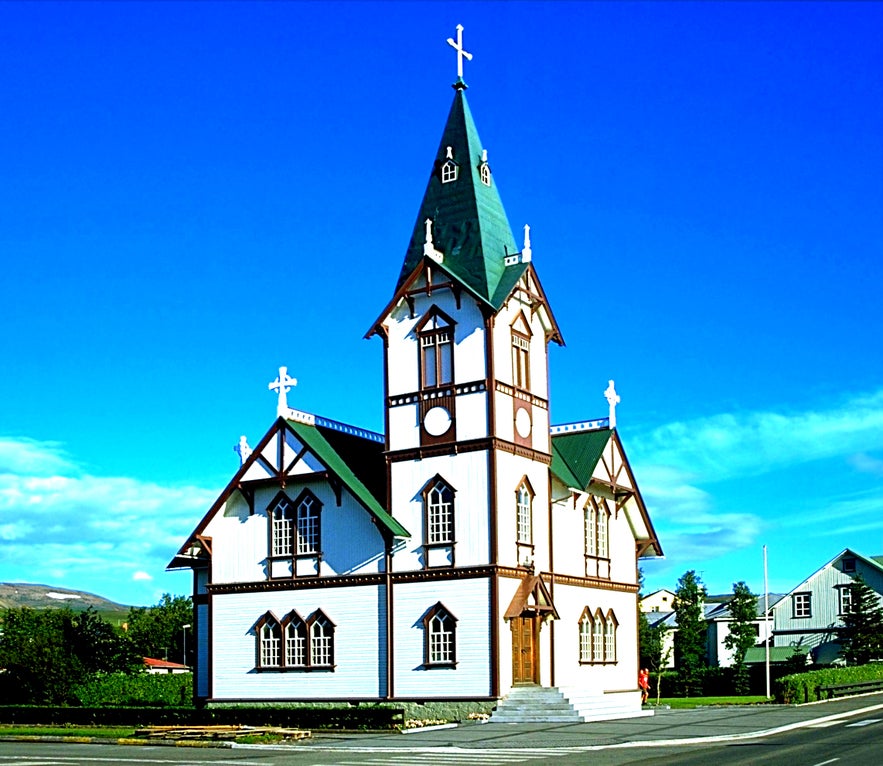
xmin=494 ymin=381 xmax=549 ymax=410
xmin=388 ymin=380 xmax=487 ymax=408
xmin=209 ymin=573 xmax=386 ymax=595
xmin=547 ymin=573 xmax=638 ymax=593
xmin=386 ymin=437 xmax=551 ymax=465
xmin=207 ymin=565 xmax=631 ymax=595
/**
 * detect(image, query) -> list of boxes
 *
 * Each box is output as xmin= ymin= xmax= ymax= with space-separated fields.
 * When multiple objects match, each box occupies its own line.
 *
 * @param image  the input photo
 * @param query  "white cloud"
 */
xmin=632 ymin=388 xmax=883 ymax=584
xmin=848 ymin=452 xmax=883 ymax=477
xmin=632 ymin=388 xmax=883 ymax=483
xmin=0 ymin=436 xmax=216 ymax=604
xmin=0 ymin=437 xmax=79 ymax=477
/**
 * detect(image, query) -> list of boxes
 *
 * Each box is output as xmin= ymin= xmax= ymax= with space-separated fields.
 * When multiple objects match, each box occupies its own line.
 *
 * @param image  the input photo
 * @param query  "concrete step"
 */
xmin=490 ymin=685 xmax=650 ymax=724
xmin=490 ymin=685 xmax=583 ymax=724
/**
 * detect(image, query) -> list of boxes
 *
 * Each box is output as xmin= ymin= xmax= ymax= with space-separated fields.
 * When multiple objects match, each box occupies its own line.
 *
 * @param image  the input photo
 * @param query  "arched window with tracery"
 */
xmin=423 ymin=602 xmax=457 ymax=667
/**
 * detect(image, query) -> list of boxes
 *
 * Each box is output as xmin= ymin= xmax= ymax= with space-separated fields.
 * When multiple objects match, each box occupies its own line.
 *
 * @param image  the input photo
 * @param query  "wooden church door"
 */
xmin=511 ymin=614 xmax=540 ymax=685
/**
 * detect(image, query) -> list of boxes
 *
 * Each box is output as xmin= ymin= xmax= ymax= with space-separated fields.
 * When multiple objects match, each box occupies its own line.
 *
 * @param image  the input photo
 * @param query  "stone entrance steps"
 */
xmin=490 ymin=684 xmax=648 ymax=724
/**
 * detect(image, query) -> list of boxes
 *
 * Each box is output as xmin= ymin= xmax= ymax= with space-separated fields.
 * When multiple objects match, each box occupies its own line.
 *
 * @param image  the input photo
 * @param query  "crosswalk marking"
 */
xmin=845 ymin=718 xmax=882 ymax=727
xmin=327 ymin=753 xmax=555 ymax=766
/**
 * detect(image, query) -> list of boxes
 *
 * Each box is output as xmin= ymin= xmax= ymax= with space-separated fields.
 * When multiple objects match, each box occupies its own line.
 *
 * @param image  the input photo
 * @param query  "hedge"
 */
xmin=0 ymin=704 xmax=405 ymax=730
xmin=775 ymin=663 xmax=883 ymax=704
xmin=71 ymin=672 xmax=192 ymax=708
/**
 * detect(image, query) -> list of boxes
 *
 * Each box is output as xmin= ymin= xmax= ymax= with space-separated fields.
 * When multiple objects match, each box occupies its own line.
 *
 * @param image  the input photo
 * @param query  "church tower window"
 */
xmin=417 ymin=310 xmax=454 ymax=389
xmin=425 ymin=476 xmax=455 ymax=545
xmin=441 ymin=145 xmax=458 ymax=183
xmin=479 ymin=149 xmax=491 ymax=186
xmin=516 ymin=480 xmax=533 ymax=545
xmin=511 ymin=313 xmax=532 ymax=390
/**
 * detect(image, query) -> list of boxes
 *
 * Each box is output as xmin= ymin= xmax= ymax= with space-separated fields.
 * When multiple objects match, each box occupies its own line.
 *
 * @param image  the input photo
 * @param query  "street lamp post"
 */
xmin=182 ymin=624 xmax=191 ymax=667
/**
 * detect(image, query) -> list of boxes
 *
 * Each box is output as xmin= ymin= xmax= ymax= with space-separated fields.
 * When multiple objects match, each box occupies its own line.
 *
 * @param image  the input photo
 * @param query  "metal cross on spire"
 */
xmin=269 ymin=366 xmax=297 ymax=418
xmin=604 ymin=380 xmax=620 ymax=429
xmin=447 ymin=24 xmax=472 ymax=80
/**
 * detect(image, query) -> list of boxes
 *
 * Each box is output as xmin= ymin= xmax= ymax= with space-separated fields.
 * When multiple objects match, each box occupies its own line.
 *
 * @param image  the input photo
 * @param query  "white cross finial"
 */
xmin=269 ymin=366 xmax=297 ymax=417
xmin=604 ymin=380 xmax=620 ymax=429
xmin=234 ymin=435 xmax=252 ymax=466
xmin=447 ymin=24 xmax=472 ymax=80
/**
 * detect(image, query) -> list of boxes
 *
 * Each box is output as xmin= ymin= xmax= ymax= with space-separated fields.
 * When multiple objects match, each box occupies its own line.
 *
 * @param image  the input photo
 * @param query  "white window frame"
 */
xmin=793 ymin=592 xmax=812 ymax=619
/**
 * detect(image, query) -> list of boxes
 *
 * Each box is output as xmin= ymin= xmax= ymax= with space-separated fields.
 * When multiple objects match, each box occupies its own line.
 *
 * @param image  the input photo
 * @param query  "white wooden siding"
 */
xmin=548 ymin=583 xmax=638 ymax=695
xmin=390 ymin=451 xmax=491 ymax=570
xmin=455 ymin=390 xmax=489 ymax=440
xmin=493 ymin=451 xmax=550 ymax=571
xmin=205 ymin=480 xmax=386 ymax=585
xmin=392 ymin=578 xmax=492 ymax=698
xmin=210 ymin=586 xmax=385 ymax=700
xmin=774 ymin=557 xmax=883 ymax=638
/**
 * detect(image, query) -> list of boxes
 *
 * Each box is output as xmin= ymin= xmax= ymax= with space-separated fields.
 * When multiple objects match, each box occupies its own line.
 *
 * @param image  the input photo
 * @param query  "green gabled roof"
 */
xmin=550 ymin=429 xmax=612 ymax=490
xmin=396 ymin=87 xmax=520 ymax=309
xmin=285 ymin=418 xmax=409 ymax=539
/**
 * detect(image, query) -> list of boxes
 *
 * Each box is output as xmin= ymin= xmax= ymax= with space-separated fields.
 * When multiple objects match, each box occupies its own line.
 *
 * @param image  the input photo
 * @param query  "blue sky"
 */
xmin=1 ymin=2 xmax=881 ymax=606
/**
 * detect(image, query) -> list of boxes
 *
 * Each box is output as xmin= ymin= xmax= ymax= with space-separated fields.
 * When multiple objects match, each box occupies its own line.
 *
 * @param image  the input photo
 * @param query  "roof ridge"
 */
xmin=285 ymin=408 xmax=383 ymax=443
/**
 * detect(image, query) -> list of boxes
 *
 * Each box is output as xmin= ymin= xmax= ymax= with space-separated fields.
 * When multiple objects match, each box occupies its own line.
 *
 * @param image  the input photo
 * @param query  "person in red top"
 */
xmin=638 ymin=667 xmax=650 ymax=704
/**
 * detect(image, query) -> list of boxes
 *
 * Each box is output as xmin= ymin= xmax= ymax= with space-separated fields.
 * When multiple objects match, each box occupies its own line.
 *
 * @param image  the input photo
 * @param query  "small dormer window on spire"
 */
xmin=479 ymin=149 xmax=491 ymax=187
xmin=441 ymin=146 xmax=458 ymax=184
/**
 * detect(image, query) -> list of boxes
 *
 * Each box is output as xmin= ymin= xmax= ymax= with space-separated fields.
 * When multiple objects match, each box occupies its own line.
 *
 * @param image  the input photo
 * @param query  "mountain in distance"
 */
xmin=0 ymin=582 xmax=132 ymax=624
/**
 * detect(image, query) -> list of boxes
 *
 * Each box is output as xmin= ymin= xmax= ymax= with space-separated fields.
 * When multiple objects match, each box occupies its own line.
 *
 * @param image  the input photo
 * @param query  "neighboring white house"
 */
xmin=704 ymin=595 xmax=782 ymax=667
xmin=641 ymin=589 xmax=676 ymax=614
xmin=169 ymin=33 xmax=662 ymax=720
xmin=641 ymin=591 xmax=782 ymax=668
xmin=771 ymin=548 xmax=883 ymax=663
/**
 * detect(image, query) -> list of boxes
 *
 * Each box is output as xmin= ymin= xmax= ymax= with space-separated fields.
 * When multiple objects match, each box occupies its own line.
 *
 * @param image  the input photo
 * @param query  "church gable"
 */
xmin=169 ymin=417 xmax=409 ymax=574
xmin=239 ymin=426 xmax=324 ymax=483
xmin=551 ymin=428 xmax=662 ymax=558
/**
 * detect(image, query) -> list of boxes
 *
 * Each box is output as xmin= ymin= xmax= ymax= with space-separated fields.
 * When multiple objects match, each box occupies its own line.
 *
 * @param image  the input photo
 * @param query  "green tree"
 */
xmin=723 ymin=581 xmax=758 ymax=695
xmin=673 ymin=570 xmax=707 ymax=697
xmin=0 ymin=606 xmax=138 ymax=704
xmin=126 ymin=593 xmax=194 ymax=665
xmin=836 ymin=575 xmax=883 ymax=664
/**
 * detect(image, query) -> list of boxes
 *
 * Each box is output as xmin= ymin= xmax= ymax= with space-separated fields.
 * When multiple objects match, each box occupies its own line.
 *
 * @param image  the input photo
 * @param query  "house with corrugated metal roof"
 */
xmin=770 ymin=548 xmax=883 ymax=663
xmin=168 ymin=28 xmax=662 ymax=722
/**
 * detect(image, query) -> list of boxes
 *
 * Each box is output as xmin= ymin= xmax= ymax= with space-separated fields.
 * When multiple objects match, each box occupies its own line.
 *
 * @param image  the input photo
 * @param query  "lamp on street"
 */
xmin=182 ymin=624 xmax=191 ymax=667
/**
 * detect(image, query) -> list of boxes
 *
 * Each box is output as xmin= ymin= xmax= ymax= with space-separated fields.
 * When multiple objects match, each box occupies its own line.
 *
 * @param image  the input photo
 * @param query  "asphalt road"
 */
xmin=1 ymin=694 xmax=882 ymax=766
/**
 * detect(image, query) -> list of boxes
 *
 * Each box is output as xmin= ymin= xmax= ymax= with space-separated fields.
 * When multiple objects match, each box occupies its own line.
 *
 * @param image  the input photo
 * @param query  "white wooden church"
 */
xmin=170 ymin=29 xmax=662 ymax=721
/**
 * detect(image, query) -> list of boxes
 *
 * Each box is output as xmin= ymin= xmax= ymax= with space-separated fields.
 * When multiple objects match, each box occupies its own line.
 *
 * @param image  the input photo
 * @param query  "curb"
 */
xmin=0 ymin=735 xmax=231 ymax=748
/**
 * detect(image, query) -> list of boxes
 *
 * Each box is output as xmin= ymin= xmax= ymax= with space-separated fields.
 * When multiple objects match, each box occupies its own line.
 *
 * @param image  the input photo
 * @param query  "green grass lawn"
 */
xmin=0 ymin=725 xmax=138 ymax=739
xmin=651 ymin=696 xmax=772 ymax=708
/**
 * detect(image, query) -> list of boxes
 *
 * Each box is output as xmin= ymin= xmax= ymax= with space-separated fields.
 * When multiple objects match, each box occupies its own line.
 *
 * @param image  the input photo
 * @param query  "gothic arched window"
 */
xmin=424 ymin=602 xmax=457 ymax=667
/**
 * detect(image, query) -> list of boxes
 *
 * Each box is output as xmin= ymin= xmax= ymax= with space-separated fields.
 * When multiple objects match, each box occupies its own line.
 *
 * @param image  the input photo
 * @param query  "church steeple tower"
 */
xmin=368 ymin=25 xmax=566 ymax=594
xmin=395 ymin=87 xmax=524 ymax=308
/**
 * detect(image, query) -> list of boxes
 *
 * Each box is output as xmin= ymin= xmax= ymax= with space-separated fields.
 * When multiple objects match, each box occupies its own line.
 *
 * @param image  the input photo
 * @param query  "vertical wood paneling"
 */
xmin=392 ymin=578 xmax=491 ymax=697
xmin=210 ymin=587 xmax=385 ymax=700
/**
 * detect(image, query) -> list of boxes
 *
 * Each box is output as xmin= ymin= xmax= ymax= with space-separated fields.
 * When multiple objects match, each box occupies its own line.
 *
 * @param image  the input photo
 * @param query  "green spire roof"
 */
xmin=396 ymin=88 xmax=524 ymax=308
